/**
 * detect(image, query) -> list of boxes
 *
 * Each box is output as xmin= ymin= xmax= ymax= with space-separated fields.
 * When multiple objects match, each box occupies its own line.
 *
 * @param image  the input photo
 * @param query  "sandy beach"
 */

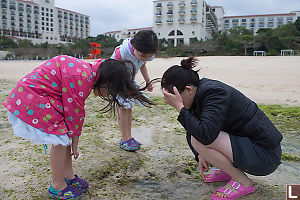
xmin=1 ymin=56 xmax=299 ymax=105
xmin=0 ymin=56 xmax=299 ymax=199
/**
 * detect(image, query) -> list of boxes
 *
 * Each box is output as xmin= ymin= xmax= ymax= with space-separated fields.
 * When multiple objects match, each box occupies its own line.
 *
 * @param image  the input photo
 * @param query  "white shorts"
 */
xmin=7 ymin=111 xmax=71 ymax=147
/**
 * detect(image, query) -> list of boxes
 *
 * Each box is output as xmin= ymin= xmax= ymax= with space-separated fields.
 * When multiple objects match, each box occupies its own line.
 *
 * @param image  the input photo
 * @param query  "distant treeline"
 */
xmin=1 ymin=19 xmax=300 ymax=58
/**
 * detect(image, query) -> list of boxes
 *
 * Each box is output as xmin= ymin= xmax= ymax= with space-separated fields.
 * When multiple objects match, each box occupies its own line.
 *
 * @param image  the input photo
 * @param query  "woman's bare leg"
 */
xmin=191 ymin=132 xmax=253 ymax=198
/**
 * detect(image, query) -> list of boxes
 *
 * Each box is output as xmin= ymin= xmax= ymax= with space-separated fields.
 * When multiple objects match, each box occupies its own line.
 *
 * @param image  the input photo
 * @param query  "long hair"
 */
xmin=161 ymin=56 xmax=200 ymax=94
xmin=94 ymin=59 xmax=154 ymax=114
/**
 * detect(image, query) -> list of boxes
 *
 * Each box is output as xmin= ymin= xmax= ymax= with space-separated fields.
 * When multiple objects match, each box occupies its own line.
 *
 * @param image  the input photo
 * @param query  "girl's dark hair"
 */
xmin=131 ymin=30 xmax=158 ymax=54
xmin=161 ymin=56 xmax=200 ymax=94
xmin=94 ymin=59 xmax=153 ymax=114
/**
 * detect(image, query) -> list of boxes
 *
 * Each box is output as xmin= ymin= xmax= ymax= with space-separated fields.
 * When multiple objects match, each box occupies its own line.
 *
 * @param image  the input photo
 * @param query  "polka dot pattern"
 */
xmin=3 ymin=56 xmax=104 ymax=138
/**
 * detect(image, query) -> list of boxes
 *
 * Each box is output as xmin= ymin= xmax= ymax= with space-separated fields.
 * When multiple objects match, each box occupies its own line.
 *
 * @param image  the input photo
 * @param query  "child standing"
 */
xmin=111 ymin=30 xmax=158 ymax=152
xmin=161 ymin=57 xmax=282 ymax=199
xmin=3 ymin=55 xmax=151 ymax=199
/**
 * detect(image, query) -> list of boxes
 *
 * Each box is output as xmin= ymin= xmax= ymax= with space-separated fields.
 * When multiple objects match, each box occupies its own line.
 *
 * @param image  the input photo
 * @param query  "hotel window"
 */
xmin=250 ymin=18 xmax=255 ymax=22
xmin=268 ymin=17 xmax=274 ymax=21
xmin=277 ymin=17 xmax=284 ymax=21
xmin=167 ymin=9 xmax=173 ymax=15
xmin=190 ymin=16 xmax=197 ymax=22
xmin=224 ymin=19 xmax=229 ymax=24
xmin=259 ymin=23 xmax=265 ymax=28
xmin=179 ymin=1 xmax=185 ymax=7
xmin=167 ymin=2 xmax=173 ymax=7
xmin=232 ymin=19 xmax=239 ymax=23
xmin=250 ymin=23 xmax=255 ymax=28
xmin=167 ymin=18 xmax=173 ymax=23
xmin=179 ymin=9 xmax=185 ymax=15
xmin=258 ymin=18 xmax=265 ymax=22
xmin=287 ymin=17 xmax=293 ymax=21
xmin=267 ymin=22 xmax=273 ymax=27
xmin=224 ymin=24 xmax=229 ymax=29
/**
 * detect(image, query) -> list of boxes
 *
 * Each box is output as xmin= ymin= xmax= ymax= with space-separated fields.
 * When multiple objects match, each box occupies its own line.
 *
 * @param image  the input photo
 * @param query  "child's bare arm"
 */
xmin=140 ymin=64 xmax=153 ymax=92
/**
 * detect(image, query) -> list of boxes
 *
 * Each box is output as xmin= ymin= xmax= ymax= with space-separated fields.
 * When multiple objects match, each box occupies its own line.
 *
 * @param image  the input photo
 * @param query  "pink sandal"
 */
xmin=205 ymin=169 xmax=231 ymax=183
xmin=211 ymin=179 xmax=255 ymax=200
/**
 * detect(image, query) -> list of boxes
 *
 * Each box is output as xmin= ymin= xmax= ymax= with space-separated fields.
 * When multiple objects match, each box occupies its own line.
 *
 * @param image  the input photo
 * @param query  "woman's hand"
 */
xmin=71 ymin=137 xmax=79 ymax=160
xmin=162 ymin=86 xmax=184 ymax=112
xmin=198 ymin=155 xmax=209 ymax=179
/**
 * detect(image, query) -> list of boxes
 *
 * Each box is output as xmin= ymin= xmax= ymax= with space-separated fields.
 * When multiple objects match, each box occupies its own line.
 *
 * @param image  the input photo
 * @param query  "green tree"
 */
xmin=238 ymin=35 xmax=256 ymax=55
xmin=295 ymin=19 xmax=300 ymax=31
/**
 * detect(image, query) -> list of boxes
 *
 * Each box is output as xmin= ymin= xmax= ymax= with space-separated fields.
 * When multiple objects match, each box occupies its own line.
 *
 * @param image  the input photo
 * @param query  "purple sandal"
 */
xmin=48 ymin=185 xmax=82 ymax=199
xmin=65 ymin=174 xmax=88 ymax=193
xmin=120 ymin=138 xmax=141 ymax=152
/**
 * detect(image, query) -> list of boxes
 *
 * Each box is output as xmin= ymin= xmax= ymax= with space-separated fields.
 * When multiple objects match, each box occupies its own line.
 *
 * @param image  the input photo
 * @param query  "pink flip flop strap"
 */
xmin=213 ymin=180 xmax=255 ymax=199
xmin=205 ymin=169 xmax=231 ymax=182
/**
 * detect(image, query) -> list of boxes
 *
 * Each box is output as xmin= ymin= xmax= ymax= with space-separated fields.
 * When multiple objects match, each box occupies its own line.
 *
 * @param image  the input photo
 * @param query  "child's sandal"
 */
xmin=65 ymin=174 xmax=89 ymax=193
xmin=205 ymin=169 xmax=231 ymax=183
xmin=211 ymin=179 xmax=255 ymax=200
xmin=120 ymin=138 xmax=140 ymax=152
xmin=48 ymin=185 xmax=82 ymax=199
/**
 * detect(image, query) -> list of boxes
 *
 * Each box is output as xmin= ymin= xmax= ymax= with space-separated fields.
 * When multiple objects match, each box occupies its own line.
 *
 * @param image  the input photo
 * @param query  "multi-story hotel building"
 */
xmin=104 ymin=1 xmax=299 ymax=47
xmin=223 ymin=11 xmax=300 ymax=34
xmin=0 ymin=0 xmax=90 ymax=44
xmin=152 ymin=0 xmax=223 ymax=46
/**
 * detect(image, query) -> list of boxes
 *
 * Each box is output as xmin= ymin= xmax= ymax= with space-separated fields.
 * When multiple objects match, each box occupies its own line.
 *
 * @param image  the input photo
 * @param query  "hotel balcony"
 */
xmin=9 ymin=5 xmax=16 ymax=10
xmin=179 ymin=10 xmax=185 ymax=15
xmin=191 ymin=10 xmax=197 ymax=15
xmin=155 ymin=19 xmax=162 ymax=24
xmin=179 ymin=1 xmax=185 ymax=7
xmin=191 ymin=0 xmax=197 ymax=6
xmin=26 ymin=8 xmax=31 ymax=13
xmin=178 ymin=18 xmax=185 ymax=24
xmin=205 ymin=5 xmax=218 ymax=32
xmin=167 ymin=10 xmax=173 ymax=15
xmin=167 ymin=2 xmax=173 ymax=8
xmin=156 ymin=3 xmax=162 ymax=8
xmin=167 ymin=18 xmax=173 ymax=24
xmin=156 ymin=11 xmax=162 ymax=16
xmin=190 ymin=17 xmax=197 ymax=23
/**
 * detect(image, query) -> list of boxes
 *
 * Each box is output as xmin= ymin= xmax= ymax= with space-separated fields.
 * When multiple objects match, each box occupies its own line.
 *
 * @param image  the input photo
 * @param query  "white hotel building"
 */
xmin=152 ymin=0 xmax=224 ymax=46
xmin=223 ymin=11 xmax=300 ymax=34
xmin=104 ymin=0 xmax=300 ymax=47
xmin=0 ymin=0 xmax=90 ymax=44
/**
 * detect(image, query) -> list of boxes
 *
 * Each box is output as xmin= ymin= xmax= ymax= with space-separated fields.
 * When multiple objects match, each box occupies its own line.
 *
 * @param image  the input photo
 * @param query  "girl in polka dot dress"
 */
xmin=3 ymin=55 xmax=151 ymax=199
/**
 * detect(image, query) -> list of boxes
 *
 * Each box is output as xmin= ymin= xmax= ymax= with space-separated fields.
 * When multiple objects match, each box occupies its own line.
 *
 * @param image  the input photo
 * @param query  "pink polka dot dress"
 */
xmin=3 ymin=55 xmax=103 ymax=142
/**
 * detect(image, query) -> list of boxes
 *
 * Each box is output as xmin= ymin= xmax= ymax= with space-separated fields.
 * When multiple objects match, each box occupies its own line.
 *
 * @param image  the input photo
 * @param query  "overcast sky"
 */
xmin=55 ymin=0 xmax=300 ymax=36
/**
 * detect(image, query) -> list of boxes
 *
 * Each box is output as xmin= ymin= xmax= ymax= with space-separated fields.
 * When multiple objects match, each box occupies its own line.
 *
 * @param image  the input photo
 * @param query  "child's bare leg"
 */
xmin=64 ymin=145 xmax=75 ymax=180
xmin=191 ymin=132 xmax=253 ymax=197
xmin=50 ymin=144 xmax=68 ymax=191
xmin=118 ymin=106 xmax=132 ymax=141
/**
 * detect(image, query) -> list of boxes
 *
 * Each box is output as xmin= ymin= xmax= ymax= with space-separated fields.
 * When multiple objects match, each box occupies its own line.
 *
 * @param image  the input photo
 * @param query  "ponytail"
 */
xmin=161 ymin=57 xmax=200 ymax=94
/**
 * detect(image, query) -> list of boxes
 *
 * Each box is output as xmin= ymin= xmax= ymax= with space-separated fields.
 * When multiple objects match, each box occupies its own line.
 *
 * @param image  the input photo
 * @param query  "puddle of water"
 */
xmin=146 ymin=149 xmax=172 ymax=162
xmin=132 ymin=126 xmax=153 ymax=145
xmin=130 ymin=179 xmax=212 ymax=200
